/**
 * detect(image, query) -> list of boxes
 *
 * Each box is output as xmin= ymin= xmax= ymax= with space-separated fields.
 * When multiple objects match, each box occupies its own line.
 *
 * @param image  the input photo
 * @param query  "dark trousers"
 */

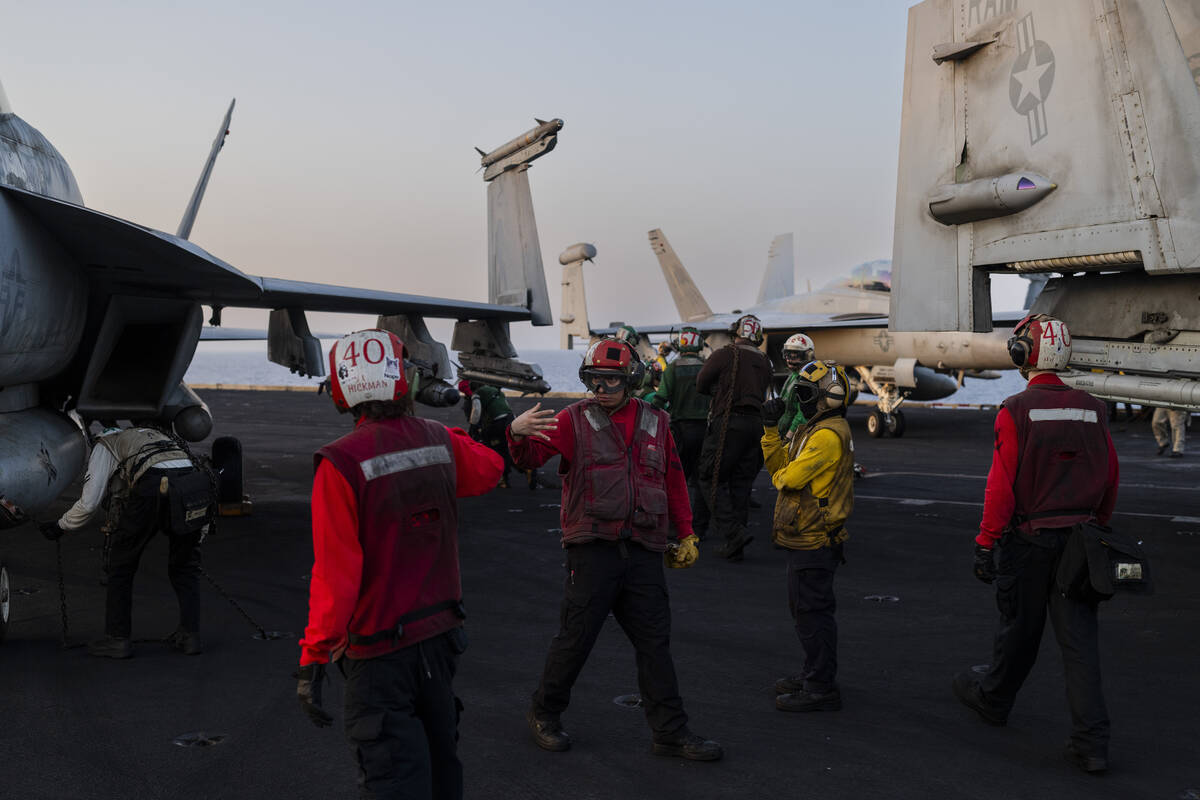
xmin=104 ymin=472 xmax=202 ymax=638
xmin=532 ymin=540 xmax=688 ymax=737
xmin=342 ymin=630 xmax=465 ymax=800
xmin=671 ymin=419 xmax=707 ymax=524
xmin=786 ymin=546 xmax=841 ymax=692
xmin=980 ymin=530 xmax=1110 ymax=756
xmin=697 ymin=413 xmax=763 ymax=543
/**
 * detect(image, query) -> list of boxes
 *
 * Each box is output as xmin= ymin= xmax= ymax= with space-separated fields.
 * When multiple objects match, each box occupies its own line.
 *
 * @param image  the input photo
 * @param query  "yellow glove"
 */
xmin=665 ymin=535 xmax=700 ymax=569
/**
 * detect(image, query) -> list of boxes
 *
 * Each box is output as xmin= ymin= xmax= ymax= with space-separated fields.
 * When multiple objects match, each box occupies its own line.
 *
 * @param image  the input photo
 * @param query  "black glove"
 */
xmin=39 ymin=521 xmax=65 ymax=541
xmin=972 ymin=543 xmax=996 ymax=584
xmin=297 ymin=663 xmax=333 ymax=728
xmin=762 ymin=398 xmax=785 ymax=427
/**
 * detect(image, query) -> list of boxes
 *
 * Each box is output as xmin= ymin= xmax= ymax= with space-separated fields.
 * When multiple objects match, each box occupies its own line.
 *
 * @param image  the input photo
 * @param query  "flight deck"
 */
xmin=2 ymin=390 xmax=1196 ymax=800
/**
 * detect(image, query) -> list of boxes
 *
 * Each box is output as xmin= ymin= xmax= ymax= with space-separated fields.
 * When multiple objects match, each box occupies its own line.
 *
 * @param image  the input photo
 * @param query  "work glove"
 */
xmin=665 ymin=534 xmax=700 ymax=569
xmin=762 ymin=398 xmax=785 ymax=427
xmin=972 ymin=543 xmax=996 ymax=584
xmin=39 ymin=521 xmax=65 ymax=541
xmin=297 ymin=663 xmax=333 ymax=728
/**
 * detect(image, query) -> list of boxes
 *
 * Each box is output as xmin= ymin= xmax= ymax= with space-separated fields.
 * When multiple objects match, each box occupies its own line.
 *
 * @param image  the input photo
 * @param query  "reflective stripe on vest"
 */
xmin=316 ymin=417 xmax=462 ymax=659
xmin=1004 ymin=384 xmax=1110 ymax=534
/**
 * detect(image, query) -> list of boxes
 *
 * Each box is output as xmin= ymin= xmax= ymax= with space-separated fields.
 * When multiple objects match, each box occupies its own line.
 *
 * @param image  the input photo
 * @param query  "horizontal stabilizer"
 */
xmin=647 ymin=229 xmax=713 ymax=322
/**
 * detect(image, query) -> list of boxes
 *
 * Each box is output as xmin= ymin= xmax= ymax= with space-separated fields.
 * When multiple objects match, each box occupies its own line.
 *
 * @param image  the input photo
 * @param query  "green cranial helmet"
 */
xmin=614 ymin=325 xmax=642 ymax=348
xmin=676 ymin=326 xmax=704 ymax=353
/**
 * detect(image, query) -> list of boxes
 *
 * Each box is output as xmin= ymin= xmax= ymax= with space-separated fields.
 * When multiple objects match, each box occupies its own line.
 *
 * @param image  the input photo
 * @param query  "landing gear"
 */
xmin=866 ymin=409 xmax=906 ymax=438
xmin=0 ymin=560 xmax=10 ymax=643
xmin=867 ymin=410 xmax=886 ymax=438
xmin=855 ymin=366 xmax=907 ymax=439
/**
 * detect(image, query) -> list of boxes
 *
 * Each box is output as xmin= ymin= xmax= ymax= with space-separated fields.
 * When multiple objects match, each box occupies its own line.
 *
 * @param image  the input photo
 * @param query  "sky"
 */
xmin=1 ymin=0 xmax=1027 ymax=349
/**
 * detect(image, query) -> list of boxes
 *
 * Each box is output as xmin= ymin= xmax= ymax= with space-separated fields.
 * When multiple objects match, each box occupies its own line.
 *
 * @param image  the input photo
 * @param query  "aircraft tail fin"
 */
xmin=176 ymin=99 xmax=235 ymax=240
xmin=0 ymin=79 xmax=11 ymax=114
xmin=487 ymin=168 xmax=552 ymax=325
xmin=755 ymin=233 xmax=794 ymax=304
xmin=647 ymin=228 xmax=714 ymax=322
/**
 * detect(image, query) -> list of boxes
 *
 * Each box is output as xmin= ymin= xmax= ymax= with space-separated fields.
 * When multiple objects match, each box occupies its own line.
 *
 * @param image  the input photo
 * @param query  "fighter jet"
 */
xmin=558 ymin=229 xmax=1016 ymax=438
xmin=0 ymin=81 xmax=560 ymax=531
xmin=890 ymin=0 xmax=1200 ymax=412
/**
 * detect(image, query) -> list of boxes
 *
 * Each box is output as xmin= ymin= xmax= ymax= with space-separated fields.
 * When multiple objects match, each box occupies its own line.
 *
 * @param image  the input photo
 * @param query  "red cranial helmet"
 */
xmin=1007 ymin=314 xmax=1071 ymax=371
xmin=328 ymin=329 xmax=409 ymax=412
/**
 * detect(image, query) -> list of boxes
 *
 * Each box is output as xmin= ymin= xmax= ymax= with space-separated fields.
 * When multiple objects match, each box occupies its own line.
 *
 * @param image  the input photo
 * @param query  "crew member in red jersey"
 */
xmin=297 ymin=329 xmax=503 ymax=800
xmin=951 ymin=314 xmax=1119 ymax=775
xmin=507 ymin=337 xmax=723 ymax=762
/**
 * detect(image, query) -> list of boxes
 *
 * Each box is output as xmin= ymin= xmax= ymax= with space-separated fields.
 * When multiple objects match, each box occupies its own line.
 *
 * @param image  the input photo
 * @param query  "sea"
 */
xmin=185 ymin=340 xmax=1029 ymax=407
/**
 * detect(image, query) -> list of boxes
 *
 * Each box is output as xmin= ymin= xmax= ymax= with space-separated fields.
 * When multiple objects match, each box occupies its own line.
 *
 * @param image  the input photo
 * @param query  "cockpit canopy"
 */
xmin=823 ymin=259 xmax=891 ymax=293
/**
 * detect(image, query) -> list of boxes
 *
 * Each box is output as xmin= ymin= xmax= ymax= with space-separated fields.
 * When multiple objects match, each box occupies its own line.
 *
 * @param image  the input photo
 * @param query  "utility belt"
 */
xmin=348 ymin=599 xmax=466 ymax=647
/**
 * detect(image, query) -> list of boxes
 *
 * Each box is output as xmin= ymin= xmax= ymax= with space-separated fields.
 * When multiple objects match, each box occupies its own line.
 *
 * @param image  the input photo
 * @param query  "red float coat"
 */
xmin=300 ymin=417 xmax=502 ymax=666
xmin=978 ymin=373 xmax=1119 ymax=547
xmin=508 ymin=398 xmax=694 ymax=548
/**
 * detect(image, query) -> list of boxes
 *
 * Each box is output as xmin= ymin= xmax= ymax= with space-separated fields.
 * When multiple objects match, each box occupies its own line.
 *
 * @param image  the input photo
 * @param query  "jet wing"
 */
xmin=1 ymin=185 xmax=530 ymax=321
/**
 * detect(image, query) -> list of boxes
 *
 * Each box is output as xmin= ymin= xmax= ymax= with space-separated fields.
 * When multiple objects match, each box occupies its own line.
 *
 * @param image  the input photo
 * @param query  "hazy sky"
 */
xmin=2 ymin=0 xmax=1027 ymax=349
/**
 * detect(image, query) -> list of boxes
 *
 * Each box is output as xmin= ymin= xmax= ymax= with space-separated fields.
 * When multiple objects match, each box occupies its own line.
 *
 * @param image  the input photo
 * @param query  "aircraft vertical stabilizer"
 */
xmin=755 ymin=233 xmax=794 ymax=304
xmin=0 ymin=80 xmax=11 ymax=114
xmin=647 ymin=228 xmax=714 ymax=322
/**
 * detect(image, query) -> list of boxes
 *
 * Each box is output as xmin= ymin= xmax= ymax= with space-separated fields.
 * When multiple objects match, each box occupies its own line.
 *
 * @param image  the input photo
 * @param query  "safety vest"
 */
xmin=662 ymin=355 xmax=710 ymax=421
xmin=1003 ymin=382 xmax=1111 ymax=535
xmin=98 ymin=428 xmax=191 ymax=488
xmin=560 ymin=399 xmax=673 ymax=552
xmin=772 ymin=415 xmax=854 ymax=550
xmin=316 ymin=416 xmax=462 ymax=660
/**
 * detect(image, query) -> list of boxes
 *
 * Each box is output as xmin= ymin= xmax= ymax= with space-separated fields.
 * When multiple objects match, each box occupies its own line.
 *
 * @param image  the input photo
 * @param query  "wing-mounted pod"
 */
xmin=559 ymin=243 xmax=596 ymax=350
xmin=376 ymin=314 xmax=460 ymax=407
xmin=267 ymin=308 xmax=324 ymax=378
xmin=452 ymin=319 xmax=551 ymax=395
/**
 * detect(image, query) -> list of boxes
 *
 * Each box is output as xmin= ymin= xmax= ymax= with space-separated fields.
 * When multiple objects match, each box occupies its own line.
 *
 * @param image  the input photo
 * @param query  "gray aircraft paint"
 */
xmin=891 ymin=0 xmax=1200 ymax=410
xmin=568 ymin=228 xmax=1016 ymax=417
xmin=755 ymin=233 xmax=794 ymax=304
xmin=0 ymin=90 xmax=560 ymax=522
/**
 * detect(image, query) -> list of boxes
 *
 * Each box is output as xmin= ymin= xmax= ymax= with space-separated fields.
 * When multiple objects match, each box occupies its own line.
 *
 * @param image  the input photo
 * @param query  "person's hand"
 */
xmin=297 ymin=663 xmax=333 ymax=728
xmin=39 ymin=521 xmax=65 ymax=541
xmin=972 ymin=543 xmax=996 ymax=584
xmin=762 ymin=398 xmax=785 ymax=427
xmin=665 ymin=535 xmax=700 ymax=569
xmin=510 ymin=403 xmax=558 ymax=442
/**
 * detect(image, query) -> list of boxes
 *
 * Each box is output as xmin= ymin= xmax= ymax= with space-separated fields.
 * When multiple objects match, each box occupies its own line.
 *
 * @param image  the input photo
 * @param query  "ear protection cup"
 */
xmin=1007 ymin=334 xmax=1033 ymax=367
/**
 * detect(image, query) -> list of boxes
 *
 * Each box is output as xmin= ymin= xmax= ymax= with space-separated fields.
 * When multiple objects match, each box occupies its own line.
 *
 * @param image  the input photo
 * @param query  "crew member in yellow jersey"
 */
xmin=760 ymin=360 xmax=854 ymax=713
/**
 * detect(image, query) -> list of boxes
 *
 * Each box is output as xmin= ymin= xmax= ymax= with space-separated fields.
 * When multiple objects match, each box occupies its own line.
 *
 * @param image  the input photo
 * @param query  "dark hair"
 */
xmin=351 ymin=395 xmax=414 ymax=420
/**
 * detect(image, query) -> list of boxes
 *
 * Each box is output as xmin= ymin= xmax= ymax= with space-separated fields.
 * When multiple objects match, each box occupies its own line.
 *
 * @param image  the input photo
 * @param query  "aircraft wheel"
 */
xmin=866 ymin=410 xmax=886 ymax=438
xmin=887 ymin=410 xmax=906 ymax=438
xmin=0 ymin=560 xmax=10 ymax=644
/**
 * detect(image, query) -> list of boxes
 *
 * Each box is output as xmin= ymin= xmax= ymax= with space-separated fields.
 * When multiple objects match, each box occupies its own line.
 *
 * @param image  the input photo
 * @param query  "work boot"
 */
xmin=717 ymin=529 xmax=753 ymax=561
xmin=1170 ymin=451 xmax=1183 ymax=459
xmin=167 ymin=627 xmax=203 ymax=655
xmin=526 ymin=709 xmax=571 ymax=752
xmin=776 ymin=688 xmax=842 ymax=712
xmin=88 ymin=636 xmax=133 ymax=659
xmin=774 ymin=675 xmax=804 ymax=695
xmin=1063 ymin=741 xmax=1108 ymax=774
xmin=651 ymin=728 xmax=723 ymax=761
xmin=498 ymin=474 xmax=510 ymax=489
xmin=1156 ymin=443 xmax=1169 ymax=456
xmin=951 ymin=672 xmax=1007 ymax=726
